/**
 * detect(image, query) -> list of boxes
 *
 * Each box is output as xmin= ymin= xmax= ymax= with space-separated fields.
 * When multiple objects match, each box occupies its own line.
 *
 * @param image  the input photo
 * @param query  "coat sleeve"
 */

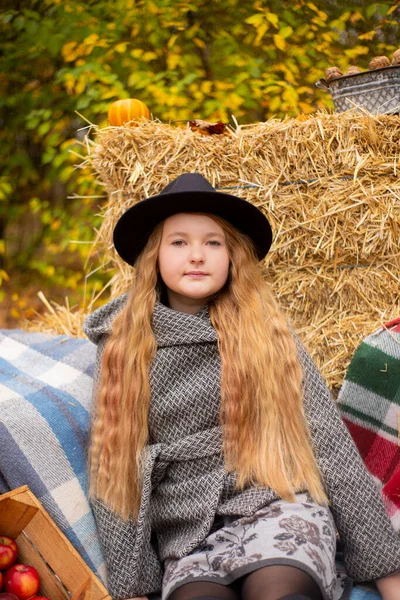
xmin=293 ymin=333 xmax=400 ymax=582
xmin=84 ymin=326 xmax=163 ymax=599
xmin=91 ymin=497 xmax=163 ymax=599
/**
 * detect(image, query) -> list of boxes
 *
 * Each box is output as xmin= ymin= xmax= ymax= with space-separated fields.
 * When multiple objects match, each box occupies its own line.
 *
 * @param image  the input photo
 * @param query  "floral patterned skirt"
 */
xmin=162 ymin=493 xmax=351 ymax=600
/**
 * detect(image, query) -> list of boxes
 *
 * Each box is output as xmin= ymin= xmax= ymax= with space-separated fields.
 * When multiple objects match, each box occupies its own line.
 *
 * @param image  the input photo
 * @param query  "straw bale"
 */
xmin=87 ymin=113 xmax=400 ymax=265
xmin=266 ymin=259 xmax=400 ymax=390
xmin=27 ymin=111 xmax=400 ymax=392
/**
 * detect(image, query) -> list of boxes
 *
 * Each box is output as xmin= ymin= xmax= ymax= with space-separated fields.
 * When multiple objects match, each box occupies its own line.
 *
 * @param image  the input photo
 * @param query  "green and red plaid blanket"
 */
xmin=338 ymin=317 xmax=400 ymax=532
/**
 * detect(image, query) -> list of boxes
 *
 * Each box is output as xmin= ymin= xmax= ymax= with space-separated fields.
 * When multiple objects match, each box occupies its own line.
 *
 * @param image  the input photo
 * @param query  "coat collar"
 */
xmin=152 ymin=300 xmax=218 ymax=348
xmin=82 ymin=293 xmax=218 ymax=348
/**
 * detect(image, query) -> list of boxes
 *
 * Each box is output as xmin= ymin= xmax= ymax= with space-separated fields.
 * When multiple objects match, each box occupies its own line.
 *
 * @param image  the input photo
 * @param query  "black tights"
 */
xmin=168 ymin=565 xmax=322 ymax=600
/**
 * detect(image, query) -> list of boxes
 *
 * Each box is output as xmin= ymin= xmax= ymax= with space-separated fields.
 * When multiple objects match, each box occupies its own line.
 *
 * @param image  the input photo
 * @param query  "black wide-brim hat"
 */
xmin=113 ymin=173 xmax=273 ymax=266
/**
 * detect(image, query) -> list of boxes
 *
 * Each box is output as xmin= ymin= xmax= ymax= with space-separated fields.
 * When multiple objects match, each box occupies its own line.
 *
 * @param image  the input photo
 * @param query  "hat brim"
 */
xmin=113 ymin=189 xmax=273 ymax=266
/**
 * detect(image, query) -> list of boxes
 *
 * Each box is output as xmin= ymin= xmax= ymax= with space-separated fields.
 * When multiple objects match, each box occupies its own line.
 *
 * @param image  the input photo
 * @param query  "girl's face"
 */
xmin=158 ymin=213 xmax=230 ymax=314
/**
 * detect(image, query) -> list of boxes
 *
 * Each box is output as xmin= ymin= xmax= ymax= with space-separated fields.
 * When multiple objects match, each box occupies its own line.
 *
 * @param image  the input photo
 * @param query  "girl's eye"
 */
xmin=171 ymin=240 xmax=222 ymax=246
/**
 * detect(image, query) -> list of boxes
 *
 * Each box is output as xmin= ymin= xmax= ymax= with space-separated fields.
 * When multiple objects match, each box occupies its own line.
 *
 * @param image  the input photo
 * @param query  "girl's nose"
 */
xmin=189 ymin=246 xmax=205 ymax=263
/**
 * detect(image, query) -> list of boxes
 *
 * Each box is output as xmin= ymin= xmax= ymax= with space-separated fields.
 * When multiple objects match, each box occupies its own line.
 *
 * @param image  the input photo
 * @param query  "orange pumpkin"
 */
xmin=108 ymin=98 xmax=150 ymax=126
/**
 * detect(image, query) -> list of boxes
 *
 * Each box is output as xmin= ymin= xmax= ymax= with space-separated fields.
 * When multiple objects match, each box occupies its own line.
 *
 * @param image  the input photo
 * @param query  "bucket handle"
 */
xmin=315 ymin=78 xmax=330 ymax=91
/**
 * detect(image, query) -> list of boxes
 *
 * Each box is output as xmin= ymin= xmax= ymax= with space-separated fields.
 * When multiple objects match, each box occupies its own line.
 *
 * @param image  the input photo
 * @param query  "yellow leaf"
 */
xmin=72 ymin=42 xmax=87 ymax=58
xmin=269 ymin=95 xmax=281 ymax=112
xmin=168 ymin=34 xmax=178 ymax=48
xmin=115 ymin=43 xmax=127 ymax=53
xmin=147 ymin=1 xmax=159 ymax=14
xmin=194 ymin=38 xmax=206 ymax=49
xmin=344 ymin=46 xmax=369 ymax=58
xmin=255 ymin=23 xmax=268 ymax=44
xmin=278 ymin=65 xmax=296 ymax=84
xmin=85 ymin=34 xmax=99 ymax=45
xmin=47 ymin=265 xmax=55 ymax=277
xmin=297 ymin=86 xmax=313 ymax=94
xmin=282 ymin=86 xmax=299 ymax=105
xmin=75 ymin=76 xmax=86 ymax=95
xmin=62 ymin=41 xmax=78 ymax=62
xmin=187 ymin=24 xmax=200 ymax=36
xmin=0 ymin=241 xmax=4 ymax=255
xmin=273 ymin=34 xmax=286 ymax=50
xmin=215 ymin=81 xmax=234 ymax=90
xmin=358 ymin=31 xmax=376 ymax=41
xmin=143 ymin=51 xmax=157 ymax=61
xmin=266 ymin=12 xmax=279 ymax=28
xmin=245 ymin=13 xmax=265 ymax=26
xmin=131 ymin=49 xmax=143 ymax=58
xmin=10 ymin=308 xmax=20 ymax=319
xmin=0 ymin=268 xmax=9 ymax=281
xmin=350 ymin=10 xmax=364 ymax=23
xmin=64 ymin=73 xmax=76 ymax=94
xmin=167 ymin=53 xmax=181 ymax=70
xmin=201 ymin=81 xmax=212 ymax=94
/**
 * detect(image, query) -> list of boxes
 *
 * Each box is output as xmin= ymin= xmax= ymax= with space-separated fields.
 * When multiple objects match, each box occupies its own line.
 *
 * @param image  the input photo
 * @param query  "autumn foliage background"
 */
xmin=1 ymin=0 xmax=399 ymax=326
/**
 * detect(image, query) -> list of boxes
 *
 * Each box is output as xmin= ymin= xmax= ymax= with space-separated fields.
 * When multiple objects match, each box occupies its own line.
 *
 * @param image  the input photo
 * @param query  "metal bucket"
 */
xmin=316 ymin=65 xmax=400 ymax=114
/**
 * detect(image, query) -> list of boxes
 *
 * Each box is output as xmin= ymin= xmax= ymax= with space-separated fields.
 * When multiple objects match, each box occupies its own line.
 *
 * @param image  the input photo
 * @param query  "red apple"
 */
xmin=4 ymin=565 xmax=40 ymax=600
xmin=0 ymin=537 xmax=18 ymax=570
xmin=30 ymin=597 xmax=50 ymax=600
xmin=0 ymin=572 xmax=3 ymax=592
xmin=0 ymin=594 xmax=19 ymax=600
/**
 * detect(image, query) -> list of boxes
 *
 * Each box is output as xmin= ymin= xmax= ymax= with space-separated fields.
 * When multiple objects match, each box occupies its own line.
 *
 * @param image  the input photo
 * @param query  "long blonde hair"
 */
xmin=89 ymin=213 xmax=327 ymax=520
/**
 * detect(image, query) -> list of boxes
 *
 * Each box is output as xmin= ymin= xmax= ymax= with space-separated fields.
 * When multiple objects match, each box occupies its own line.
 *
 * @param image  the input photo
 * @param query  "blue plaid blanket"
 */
xmin=0 ymin=328 xmax=106 ymax=584
xmin=0 ymin=328 xmax=381 ymax=599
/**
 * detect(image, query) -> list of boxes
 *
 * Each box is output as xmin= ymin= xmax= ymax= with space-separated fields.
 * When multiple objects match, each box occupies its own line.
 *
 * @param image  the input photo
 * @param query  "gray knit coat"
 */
xmin=82 ymin=294 xmax=400 ymax=599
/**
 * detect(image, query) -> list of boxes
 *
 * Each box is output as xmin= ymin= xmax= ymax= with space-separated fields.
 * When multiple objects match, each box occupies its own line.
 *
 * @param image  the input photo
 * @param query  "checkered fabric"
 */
xmin=350 ymin=589 xmax=380 ymax=600
xmin=0 ymin=328 xmax=106 ymax=584
xmin=338 ymin=318 xmax=400 ymax=532
xmin=83 ymin=295 xmax=400 ymax=600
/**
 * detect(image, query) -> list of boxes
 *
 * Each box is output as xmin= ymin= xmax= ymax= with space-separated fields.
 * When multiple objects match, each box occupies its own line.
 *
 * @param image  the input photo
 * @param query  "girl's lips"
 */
xmin=186 ymin=273 xmax=208 ymax=277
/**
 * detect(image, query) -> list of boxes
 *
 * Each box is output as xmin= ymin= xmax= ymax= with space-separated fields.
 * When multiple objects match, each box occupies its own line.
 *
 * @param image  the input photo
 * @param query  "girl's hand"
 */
xmin=375 ymin=571 xmax=400 ymax=600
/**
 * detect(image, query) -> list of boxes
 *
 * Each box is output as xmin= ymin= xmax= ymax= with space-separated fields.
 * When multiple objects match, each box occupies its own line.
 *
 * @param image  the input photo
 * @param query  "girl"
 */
xmin=83 ymin=173 xmax=400 ymax=600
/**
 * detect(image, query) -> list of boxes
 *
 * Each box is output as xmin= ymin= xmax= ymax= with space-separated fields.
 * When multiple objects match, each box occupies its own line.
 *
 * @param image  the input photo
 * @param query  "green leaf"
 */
xmin=280 ymin=25 xmax=293 ymax=39
xmin=366 ymin=3 xmax=378 ymax=19
xmin=26 ymin=20 xmax=38 ymax=35
xmin=13 ymin=15 xmax=25 ymax=30
xmin=2 ymin=12 xmax=15 ymax=24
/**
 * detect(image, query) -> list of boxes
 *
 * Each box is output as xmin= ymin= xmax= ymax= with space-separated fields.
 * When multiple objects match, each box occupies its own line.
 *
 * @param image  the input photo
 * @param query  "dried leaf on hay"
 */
xmin=188 ymin=119 xmax=228 ymax=135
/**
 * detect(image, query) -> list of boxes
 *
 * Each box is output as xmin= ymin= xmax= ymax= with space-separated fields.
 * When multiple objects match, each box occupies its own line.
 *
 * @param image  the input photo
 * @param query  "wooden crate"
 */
xmin=0 ymin=486 xmax=111 ymax=600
